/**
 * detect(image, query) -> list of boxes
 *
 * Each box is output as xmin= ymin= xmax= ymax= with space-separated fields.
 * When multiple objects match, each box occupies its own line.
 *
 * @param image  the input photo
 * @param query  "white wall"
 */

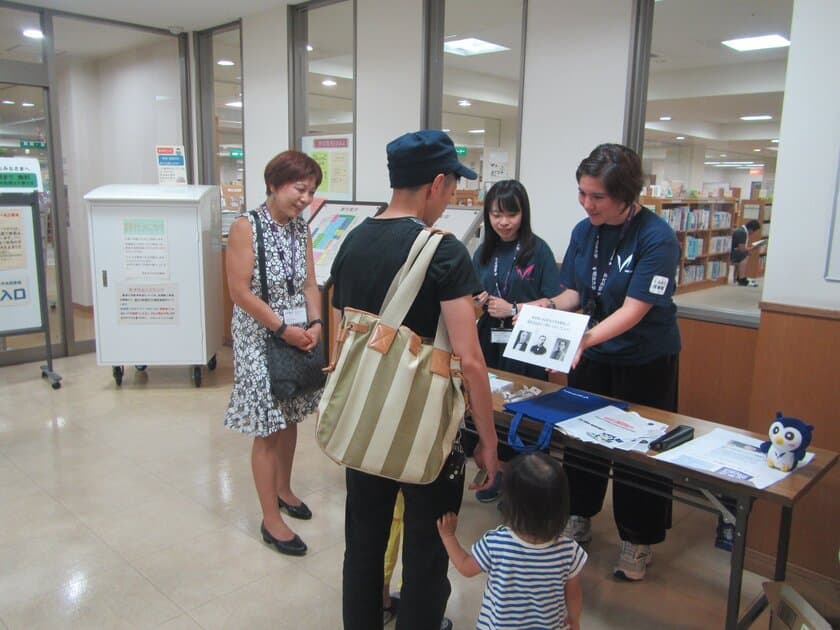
xmin=355 ymin=0 xmax=424 ymax=202
xmin=241 ymin=6 xmax=290 ymax=209
xmin=762 ymin=0 xmax=840 ymax=309
xmin=519 ymin=0 xmax=634 ymax=258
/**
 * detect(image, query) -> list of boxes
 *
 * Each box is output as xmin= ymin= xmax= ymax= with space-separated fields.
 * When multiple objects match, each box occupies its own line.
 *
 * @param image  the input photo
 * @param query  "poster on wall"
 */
xmin=484 ymin=150 xmax=509 ymax=186
xmin=0 ymin=202 xmax=44 ymax=333
xmin=155 ymin=146 xmax=188 ymax=185
xmin=123 ymin=218 xmax=169 ymax=280
xmin=308 ymin=201 xmax=385 ymax=285
xmin=301 ymin=134 xmax=353 ymax=201
xmin=0 ymin=157 xmax=43 ymax=193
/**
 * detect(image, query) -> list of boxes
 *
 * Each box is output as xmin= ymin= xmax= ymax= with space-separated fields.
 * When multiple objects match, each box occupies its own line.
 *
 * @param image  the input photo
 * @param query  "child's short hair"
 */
xmin=500 ymin=452 xmax=570 ymax=542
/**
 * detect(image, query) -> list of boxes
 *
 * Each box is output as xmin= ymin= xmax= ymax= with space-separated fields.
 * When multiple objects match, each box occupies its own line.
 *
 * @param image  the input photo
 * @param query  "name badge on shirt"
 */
xmin=283 ymin=306 xmax=307 ymax=326
xmin=491 ymin=328 xmax=512 ymax=344
xmin=649 ymin=275 xmax=669 ymax=296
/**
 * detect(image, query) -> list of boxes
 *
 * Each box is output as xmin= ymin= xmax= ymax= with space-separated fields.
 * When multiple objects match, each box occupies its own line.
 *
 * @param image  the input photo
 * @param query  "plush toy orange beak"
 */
xmin=774 ymin=436 xmax=784 ymax=446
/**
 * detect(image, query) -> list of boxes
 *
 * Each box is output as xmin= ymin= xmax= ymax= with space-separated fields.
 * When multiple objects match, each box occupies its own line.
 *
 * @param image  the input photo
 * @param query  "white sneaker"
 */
xmin=613 ymin=541 xmax=652 ymax=581
xmin=562 ymin=515 xmax=592 ymax=544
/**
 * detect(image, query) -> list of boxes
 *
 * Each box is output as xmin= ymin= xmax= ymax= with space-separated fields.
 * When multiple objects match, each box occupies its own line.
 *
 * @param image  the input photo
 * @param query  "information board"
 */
xmin=301 ymin=134 xmax=353 ymax=201
xmin=0 ymin=195 xmax=44 ymax=334
xmin=433 ymin=206 xmax=483 ymax=247
xmin=308 ymin=201 xmax=385 ymax=285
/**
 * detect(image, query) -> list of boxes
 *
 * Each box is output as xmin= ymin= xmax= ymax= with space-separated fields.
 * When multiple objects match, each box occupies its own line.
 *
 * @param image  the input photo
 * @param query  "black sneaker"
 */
xmin=440 ymin=618 xmax=453 ymax=630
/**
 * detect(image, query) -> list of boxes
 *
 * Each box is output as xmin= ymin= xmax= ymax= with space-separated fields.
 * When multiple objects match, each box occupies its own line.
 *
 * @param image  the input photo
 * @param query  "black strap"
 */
xmin=250 ymin=210 xmax=270 ymax=306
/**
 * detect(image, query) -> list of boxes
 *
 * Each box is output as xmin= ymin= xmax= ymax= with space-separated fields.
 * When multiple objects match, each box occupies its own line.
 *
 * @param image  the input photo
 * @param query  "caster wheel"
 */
xmin=207 ymin=355 xmax=217 ymax=371
xmin=41 ymin=369 xmax=48 ymax=378
xmin=135 ymin=365 xmax=147 ymax=372
xmin=51 ymin=381 xmax=61 ymax=390
xmin=113 ymin=365 xmax=124 ymax=386
xmin=192 ymin=366 xmax=202 ymax=387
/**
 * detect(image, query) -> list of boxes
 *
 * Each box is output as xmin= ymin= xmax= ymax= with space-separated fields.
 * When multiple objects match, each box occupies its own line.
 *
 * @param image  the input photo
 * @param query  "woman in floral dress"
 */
xmin=225 ymin=151 xmax=324 ymax=556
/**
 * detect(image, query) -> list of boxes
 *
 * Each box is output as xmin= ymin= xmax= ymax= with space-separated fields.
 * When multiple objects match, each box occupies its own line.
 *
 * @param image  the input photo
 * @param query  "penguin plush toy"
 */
xmin=759 ymin=412 xmax=814 ymax=472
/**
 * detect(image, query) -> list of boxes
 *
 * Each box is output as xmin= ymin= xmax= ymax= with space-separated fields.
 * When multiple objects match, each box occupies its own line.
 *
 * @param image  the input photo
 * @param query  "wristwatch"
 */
xmin=273 ymin=320 xmax=288 ymax=339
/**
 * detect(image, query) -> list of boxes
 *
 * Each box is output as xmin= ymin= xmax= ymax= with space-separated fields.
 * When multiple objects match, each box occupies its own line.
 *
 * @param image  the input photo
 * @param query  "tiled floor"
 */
xmin=0 ymin=349 xmax=773 ymax=629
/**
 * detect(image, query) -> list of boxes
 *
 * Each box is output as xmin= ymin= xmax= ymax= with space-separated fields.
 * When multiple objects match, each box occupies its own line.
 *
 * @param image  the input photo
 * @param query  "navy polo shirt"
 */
xmin=558 ymin=207 xmax=681 ymax=365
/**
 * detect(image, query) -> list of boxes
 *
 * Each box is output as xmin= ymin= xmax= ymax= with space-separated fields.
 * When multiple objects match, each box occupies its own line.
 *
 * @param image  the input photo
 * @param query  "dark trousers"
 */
xmin=564 ymin=353 xmax=679 ymax=545
xmin=342 ymin=461 xmax=464 ymax=630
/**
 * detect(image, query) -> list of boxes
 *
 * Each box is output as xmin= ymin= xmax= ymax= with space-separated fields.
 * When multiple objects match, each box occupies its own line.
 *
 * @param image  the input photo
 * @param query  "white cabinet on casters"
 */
xmin=85 ymin=185 xmax=223 ymax=387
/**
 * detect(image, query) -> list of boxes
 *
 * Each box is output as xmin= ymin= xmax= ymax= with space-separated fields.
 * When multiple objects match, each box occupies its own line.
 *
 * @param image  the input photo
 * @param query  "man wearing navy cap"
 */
xmin=331 ymin=130 xmax=499 ymax=630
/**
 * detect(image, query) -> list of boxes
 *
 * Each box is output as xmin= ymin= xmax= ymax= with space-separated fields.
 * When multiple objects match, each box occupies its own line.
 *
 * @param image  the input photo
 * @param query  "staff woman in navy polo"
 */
xmin=545 ymin=143 xmax=681 ymax=581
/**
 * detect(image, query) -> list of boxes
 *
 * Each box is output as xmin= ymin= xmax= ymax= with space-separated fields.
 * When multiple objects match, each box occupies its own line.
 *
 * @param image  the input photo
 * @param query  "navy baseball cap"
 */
xmin=387 ymin=129 xmax=478 ymax=188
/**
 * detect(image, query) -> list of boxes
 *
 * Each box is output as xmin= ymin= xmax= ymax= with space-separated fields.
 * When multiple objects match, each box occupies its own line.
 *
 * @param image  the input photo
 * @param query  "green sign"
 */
xmin=455 ymin=145 xmax=467 ymax=157
xmin=0 ymin=172 xmax=38 ymax=188
xmin=229 ymin=148 xmax=243 ymax=159
xmin=20 ymin=140 xmax=47 ymax=149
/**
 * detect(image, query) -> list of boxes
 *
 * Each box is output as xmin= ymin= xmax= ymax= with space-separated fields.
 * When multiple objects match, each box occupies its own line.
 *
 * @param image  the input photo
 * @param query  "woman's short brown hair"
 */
xmin=576 ymin=143 xmax=643 ymax=206
xmin=264 ymin=150 xmax=323 ymax=196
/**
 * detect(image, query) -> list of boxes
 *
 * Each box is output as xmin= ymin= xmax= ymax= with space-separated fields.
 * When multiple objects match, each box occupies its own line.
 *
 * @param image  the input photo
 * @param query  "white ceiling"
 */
xmin=1 ymin=0 xmax=793 ymax=167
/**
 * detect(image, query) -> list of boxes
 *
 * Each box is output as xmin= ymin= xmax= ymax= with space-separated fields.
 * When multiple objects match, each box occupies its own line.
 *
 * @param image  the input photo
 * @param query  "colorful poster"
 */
xmin=0 ymin=209 xmax=26 ymax=271
xmin=155 ymin=145 xmax=188 ymax=185
xmin=301 ymin=134 xmax=353 ymax=201
xmin=118 ymin=283 xmax=178 ymax=324
xmin=308 ymin=202 xmax=383 ymax=285
xmin=123 ymin=218 xmax=169 ymax=280
xmin=0 ymin=157 xmax=43 ymax=193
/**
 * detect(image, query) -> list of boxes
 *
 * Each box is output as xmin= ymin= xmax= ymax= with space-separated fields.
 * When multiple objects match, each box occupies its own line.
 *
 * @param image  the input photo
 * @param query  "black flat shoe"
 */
xmin=277 ymin=496 xmax=313 ymax=520
xmin=260 ymin=522 xmax=307 ymax=556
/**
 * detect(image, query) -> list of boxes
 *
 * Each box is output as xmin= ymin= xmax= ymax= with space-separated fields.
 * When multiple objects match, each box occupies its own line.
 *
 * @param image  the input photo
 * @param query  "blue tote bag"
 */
xmin=504 ymin=387 xmax=629 ymax=453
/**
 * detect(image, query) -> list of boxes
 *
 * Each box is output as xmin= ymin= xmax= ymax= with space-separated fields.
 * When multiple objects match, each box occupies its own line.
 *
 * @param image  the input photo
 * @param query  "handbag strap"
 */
xmin=381 ymin=228 xmax=434 ymax=308
xmin=250 ymin=210 xmax=270 ymax=306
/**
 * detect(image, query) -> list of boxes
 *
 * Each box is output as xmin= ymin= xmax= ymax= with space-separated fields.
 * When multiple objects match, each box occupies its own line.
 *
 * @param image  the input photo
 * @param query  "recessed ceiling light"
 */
xmin=321 ymin=79 xmax=337 ymax=87
xmin=225 ymin=101 xmax=243 ymax=108
xmin=740 ymin=115 xmax=773 ymax=121
xmin=23 ymin=28 xmax=43 ymax=40
xmin=720 ymin=154 xmax=727 ymax=157
xmin=306 ymin=44 xmax=313 ymax=52
xmin=444 ymin=38 xmax=509 ymax=57
xmin=442 ymin=128 xmax=451 ymax=133
xmin=1 ymin=100 xmax=15 ymax=105
xmin=21 ymin=102 xmax=35 ymax=107
xmin=659 ymin=116 xmax=672 ymax=121
xmin=722 ymin=34 xmax=790 ymax=52
xmin=457 ymin=99 xmax=471 ymax=107
xmin=467 ymin=129 xmax=485 ymax=134
xmin=675 ymin=136 xmax=685 ymax=140
xmin=771 ymin=138 xmax=779 ymax=143
xmin=753 ymin=148 xmax=761 ymax=152
xmin=217 ymin=59 xmax=235 ymax=66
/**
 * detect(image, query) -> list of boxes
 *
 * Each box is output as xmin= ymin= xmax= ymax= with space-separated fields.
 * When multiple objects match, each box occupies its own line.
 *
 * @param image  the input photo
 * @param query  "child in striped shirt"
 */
xmin=437 ymin=452 xmax=586 ymax=630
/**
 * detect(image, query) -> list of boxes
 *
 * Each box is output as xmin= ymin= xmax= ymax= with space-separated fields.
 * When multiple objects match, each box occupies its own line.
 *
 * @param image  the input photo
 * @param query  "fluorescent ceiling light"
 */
xmin=720 ymin=154 xmax=727 ymax=157
xmin=659 ymin=116 xmax=672 ymax=121
xmin=722 ymin=34 xmax=790 ymax=52
xmin=225 ymin=101 xmax=243 ymax=108
xmin=457 ymin=99 xmax=471 ymax=107
xmin=771 ymin=138 xmax=779 ymax=143
xmin=321 ymin=79 xmax=337 ymax=87
xmin=1 ymin=100 xmax=15 ymax=105
xmin=675 ymin=136 xmax=685 ymax=140
xmin=740 ymin=115 xmax=773 ymax=121
xmin=21 ymin=102 xmax=35 ymax=107
xmin=444 ymin=37 xmax=509 ymax=57
xmin=468 ymin=129 xmax=485 ymax=134
xmin=23 ymin=28 xmax=43 ymax=39
xmin=753 ymin=148 xmax=761 ymax=152
xmin=217 ymin=59 xmax=235 ymax=66
xmin=442 ymin=128 xmax=451 ymax=133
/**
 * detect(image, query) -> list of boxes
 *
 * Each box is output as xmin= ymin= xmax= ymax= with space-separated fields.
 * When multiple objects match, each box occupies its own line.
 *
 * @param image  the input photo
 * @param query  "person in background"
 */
xmin=224 ymin=151 xmax=324 ymax=556
xmin=543 ymin=143 xmax=681 ymax=581
xmin=731 ymin=219 xmax=761 ymax=286
xmin=471 ymin=179 xmax=563 ymax=502
xmin=437 ymin=452 xmax=586 ymax=630
xmin=330 ymin=129 xmax=499 ymax=630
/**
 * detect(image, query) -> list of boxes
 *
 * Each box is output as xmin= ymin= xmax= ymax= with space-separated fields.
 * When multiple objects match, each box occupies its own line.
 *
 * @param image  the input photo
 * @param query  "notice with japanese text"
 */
xmin=502 ymin=305 xmax=589 ymax=373
xmin=118 ymin=283 xmax=178 ymax=324
xmin=123 ymin=218 xmax=168 ymax=280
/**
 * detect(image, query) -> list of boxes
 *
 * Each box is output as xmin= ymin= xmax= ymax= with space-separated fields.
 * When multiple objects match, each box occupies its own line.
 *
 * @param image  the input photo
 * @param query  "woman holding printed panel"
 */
xmin=543 ymin=143 xmax=681 ymax=581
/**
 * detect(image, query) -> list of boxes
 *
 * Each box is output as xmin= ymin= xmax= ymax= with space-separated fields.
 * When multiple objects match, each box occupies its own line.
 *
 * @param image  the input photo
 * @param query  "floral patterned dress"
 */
xmin=224 ymin=208 xmax=322 ymax=437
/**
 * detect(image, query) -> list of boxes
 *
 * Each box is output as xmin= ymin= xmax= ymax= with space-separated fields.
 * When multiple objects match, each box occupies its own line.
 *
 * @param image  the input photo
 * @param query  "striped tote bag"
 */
xmin=316 ymin=229 xmax=465 ymax=484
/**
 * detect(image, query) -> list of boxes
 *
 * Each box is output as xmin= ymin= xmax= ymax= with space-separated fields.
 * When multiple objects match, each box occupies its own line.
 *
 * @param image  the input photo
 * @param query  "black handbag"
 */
xmin=251 ymin=210 xmax=326 ymax=400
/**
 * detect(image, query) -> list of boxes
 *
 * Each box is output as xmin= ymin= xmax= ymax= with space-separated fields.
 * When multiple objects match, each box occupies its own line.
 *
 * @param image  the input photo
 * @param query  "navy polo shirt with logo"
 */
xmin=558 ymin=207 xmax=681 ymax=365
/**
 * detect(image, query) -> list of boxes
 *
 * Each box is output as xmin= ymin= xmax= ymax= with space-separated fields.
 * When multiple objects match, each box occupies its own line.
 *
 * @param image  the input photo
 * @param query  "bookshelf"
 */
xmin=640 ymin=197 xmax=737 ymax=292
xmin=739 ymin=200 xmax=772 ymax=278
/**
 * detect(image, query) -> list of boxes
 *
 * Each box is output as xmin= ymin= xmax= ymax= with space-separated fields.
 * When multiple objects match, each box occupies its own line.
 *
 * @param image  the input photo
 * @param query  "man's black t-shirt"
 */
xmin=330 ymin=217 xmax=482 ymax=338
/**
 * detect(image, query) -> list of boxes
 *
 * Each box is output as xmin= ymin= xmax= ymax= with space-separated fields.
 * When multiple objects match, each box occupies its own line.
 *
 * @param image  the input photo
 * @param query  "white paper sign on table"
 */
xmin=555 ymin=405 xmax=669 ymax=452
xmin=502 ymin=304 xmax=589 ymax=373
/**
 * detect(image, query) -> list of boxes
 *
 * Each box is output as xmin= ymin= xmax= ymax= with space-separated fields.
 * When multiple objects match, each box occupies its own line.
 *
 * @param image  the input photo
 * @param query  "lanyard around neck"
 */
xmin=493 ymin=242 xmax=520 ymax=299
xmin=590 ymin=203 xmax=637 ymax=298
xmin=261 ymin=204 xmax=297 ymax=295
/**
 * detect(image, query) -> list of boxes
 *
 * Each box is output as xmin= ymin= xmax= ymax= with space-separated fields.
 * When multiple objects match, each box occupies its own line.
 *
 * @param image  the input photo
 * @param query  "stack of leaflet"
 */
xmin=555 ymin=406 xmax=669 ymax=452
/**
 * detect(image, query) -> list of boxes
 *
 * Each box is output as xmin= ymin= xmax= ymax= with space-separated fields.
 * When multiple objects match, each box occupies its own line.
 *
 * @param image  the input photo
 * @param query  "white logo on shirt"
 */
xmin=649 ymin=275 xmax=669 ymax=295
xmin=617 ymin=254 xmax=634 ymax=273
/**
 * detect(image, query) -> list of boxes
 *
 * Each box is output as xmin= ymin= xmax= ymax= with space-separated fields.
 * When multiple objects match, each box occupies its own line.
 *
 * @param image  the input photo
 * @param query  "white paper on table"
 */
xmin=653 ymin=427 xmax=815 ymax=489
xmin=554 ymin=405 xmax=669 ymax=451
xmin=488 ymin=373 xmax=514 ymax=393
xmin=502 ymin=305 xmax=589 ymax=373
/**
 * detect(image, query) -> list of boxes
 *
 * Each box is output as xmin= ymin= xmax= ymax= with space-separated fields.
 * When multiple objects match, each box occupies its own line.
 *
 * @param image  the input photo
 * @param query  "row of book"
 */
xmin=660 ymin=206 xmax=733 ymax=232
xmin=679 ymin=261 xmax=730 ymax=285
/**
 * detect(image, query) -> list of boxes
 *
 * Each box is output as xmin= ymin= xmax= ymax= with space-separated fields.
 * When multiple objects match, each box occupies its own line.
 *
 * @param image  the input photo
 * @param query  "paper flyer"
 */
xmin=502 ymin=304 xmax=589 ymax=373
xmin=555 ymin=405 xmax=669 ymax=452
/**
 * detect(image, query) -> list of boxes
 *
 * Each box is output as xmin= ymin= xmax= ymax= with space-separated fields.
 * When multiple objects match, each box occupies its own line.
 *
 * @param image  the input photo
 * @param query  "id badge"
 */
xmin=491 ymin=328 xmax=512 ymax=344
xmin=283 ymin=306 xmax=307 ymax=326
